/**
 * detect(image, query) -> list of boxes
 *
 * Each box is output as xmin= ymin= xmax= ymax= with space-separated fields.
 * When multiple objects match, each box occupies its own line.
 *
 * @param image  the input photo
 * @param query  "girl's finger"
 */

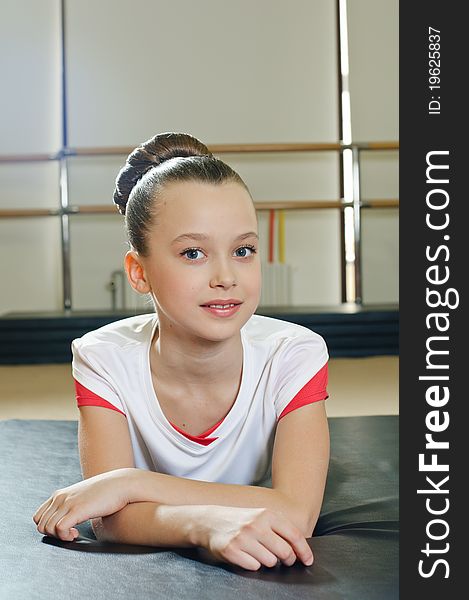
xmin=43 ymin=508 xmax=74 ymax=541
xmin=268 ymin=515 xmax=314 ymax=565
xmin=37 ymin=502 xmax=63 ymax=536
xmin=230 ymin=535 xmax=280 ymax=569
xmin=36 ymin=507 xmax=53 ymax=533
xmin=32 ymin=497 xmax=53 ymax=524
xmin=55 ymin=513 xmax=80 ymax=541
xmin=245 ymin=540 xmax=280 ymax=568
xmin=257 ymin=529 xmax=297 ymax=566
xmin=229 ymin=548 xmax=262 ymax=571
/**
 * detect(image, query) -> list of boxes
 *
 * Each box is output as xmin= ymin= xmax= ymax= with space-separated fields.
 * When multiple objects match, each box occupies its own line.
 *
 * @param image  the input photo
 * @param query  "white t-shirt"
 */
xmin=72 ymin=313 xmax=328 ymax=486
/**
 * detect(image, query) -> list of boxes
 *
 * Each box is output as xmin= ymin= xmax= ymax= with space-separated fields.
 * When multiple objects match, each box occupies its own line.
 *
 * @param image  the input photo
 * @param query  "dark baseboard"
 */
xmin=0 ymin=304 xmax=398 ymax=364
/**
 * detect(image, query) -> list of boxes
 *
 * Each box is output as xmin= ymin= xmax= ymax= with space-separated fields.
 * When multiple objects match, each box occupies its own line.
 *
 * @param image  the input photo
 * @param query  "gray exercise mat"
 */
xmin=0 ymin=416 xmax=398 ymax=599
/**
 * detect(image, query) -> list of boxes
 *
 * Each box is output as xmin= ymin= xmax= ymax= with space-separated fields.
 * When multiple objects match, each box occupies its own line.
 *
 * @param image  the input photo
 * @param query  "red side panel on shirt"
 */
xmin=278 ymin=362 xmax=329 ymax=421
xmin=74 ymin=379 xmax=126 ymax=417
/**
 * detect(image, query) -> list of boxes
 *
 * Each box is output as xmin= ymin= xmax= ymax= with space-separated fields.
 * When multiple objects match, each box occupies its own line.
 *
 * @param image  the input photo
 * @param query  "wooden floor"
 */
xmin=0 ymin=356 xmax=398 ymax=420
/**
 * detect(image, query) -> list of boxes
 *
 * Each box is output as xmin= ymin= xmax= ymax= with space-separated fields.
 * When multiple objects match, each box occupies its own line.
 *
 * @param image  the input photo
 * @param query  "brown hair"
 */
xmin=113 ymin=132 xmax=250 ymax=255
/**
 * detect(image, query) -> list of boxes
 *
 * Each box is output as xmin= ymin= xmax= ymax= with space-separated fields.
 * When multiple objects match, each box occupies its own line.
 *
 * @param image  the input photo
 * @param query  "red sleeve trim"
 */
xmin=278 ymin=362 xmax=329 ymax=421
xmin=74 ymin=379 xmax=126 ymax=418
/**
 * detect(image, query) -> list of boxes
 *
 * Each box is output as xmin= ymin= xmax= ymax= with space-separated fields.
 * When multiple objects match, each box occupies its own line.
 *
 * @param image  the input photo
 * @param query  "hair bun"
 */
xmin=113 ymin=132 xmax=212 ymax=215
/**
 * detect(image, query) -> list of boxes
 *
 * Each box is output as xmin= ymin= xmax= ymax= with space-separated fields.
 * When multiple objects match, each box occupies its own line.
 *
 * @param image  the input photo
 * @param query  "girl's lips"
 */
xmin=200 ymin=303 xmax=242 ymax=318
xmin=201 ymin=299 xmax=242 ymax=306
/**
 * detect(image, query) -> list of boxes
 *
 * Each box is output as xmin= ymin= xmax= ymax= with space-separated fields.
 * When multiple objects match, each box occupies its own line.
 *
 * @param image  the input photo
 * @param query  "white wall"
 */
xmin=65 ymin=0 xmax=338 ymax=146
xmin=347 ymin=0 xmax=399 ymax=304
xmin=65 ymin=0 xmax=340 ymax=310
xmin=0 ymin=0 xmax=62 ymax=154
xmin=0 ymin=0 xmax=398 ymax=314
xmin=0 ymin=0 xmax=63 ymax=313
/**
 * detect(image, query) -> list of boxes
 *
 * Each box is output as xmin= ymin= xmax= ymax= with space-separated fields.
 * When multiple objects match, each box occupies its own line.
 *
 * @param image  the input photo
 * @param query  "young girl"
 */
xmin=33 ymin=132 xmax=330 ymax=571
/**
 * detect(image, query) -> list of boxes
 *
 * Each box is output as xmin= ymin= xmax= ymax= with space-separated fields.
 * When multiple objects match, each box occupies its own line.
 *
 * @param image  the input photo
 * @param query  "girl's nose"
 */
xmin=209 ymin=260 xmax=237 ymax=289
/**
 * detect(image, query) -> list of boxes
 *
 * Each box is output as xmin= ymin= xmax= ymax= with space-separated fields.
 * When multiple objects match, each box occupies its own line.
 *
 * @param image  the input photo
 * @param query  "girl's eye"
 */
xmin=180 ymin=245 xmax=257 ymax=261
xmin=181 ymin=248 xmax=205 ymax=260
xmin=234 ymin=245 xmax=257 ymax=258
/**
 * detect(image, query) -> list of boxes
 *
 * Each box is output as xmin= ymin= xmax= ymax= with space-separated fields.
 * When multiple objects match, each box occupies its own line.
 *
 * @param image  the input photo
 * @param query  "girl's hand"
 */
xmin=32 ymin=468 xmax=132 ymax=542
xmin=194 ymin=505 xmax=314 ymax=570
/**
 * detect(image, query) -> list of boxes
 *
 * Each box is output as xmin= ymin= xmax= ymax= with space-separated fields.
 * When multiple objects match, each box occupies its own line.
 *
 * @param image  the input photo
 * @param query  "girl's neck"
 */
xmin=150 ymin=321 xmax=243 ymax=386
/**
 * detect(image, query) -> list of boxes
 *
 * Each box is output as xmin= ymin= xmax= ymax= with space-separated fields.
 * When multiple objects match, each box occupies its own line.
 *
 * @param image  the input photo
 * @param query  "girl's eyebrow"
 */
xmin=171 ymin=231 xmax=259 ymax=245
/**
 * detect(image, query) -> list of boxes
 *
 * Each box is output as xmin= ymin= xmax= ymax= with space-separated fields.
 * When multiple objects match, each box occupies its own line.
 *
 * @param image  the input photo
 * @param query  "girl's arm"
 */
xmin=117 ymin=400 xmax=329 ymax=537
xmin=33 ymin=402 xmax=326 ymax=569
xmin=97 ymin=401 xmax=328 ymax=571
xmin=96 ymin=501 xmax=314 ymax=571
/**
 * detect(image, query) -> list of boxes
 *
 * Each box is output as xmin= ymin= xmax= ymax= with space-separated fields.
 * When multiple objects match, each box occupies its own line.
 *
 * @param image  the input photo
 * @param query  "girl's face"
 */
xmin=134 ymin=180 xmax=261 ymax=342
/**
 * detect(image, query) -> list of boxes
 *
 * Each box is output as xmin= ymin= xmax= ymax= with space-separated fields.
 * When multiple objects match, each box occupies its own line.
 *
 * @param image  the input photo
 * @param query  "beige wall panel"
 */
xmin=66 ymin=156 xmax=126 ymax=207
xmin=65 ymin=0 xmax=338 ymax=147
xmin=361 ymin=208 xmax=399 ymax=304
xmin=0 ymin=219 xmax=62 ymax=314
xmin=66 ymin=152 xmax=340 ymax=206
xmin=256 ymin=209 xmax=342 ymax=306
xmin=282 ymin=210 xmax=341 ymax=305
xmin=0 ymin=163 xmax=60 ymax=210
xmin=217 ymin=152 xmax=339 ymax=201
xmin=347 ymin=0 xmax=398 ymax=304
xmin=359 ymin=150 xmax=398 ymax=302
xmin=69 ymin=216 xmax=149 ymax=311
xmin=359 ymin=151 xmax=398 ymax=200
xmin=347 ymin=0 xmax=399 ymax=141
xmin=0 ymin=0 xmax=61 ymax=154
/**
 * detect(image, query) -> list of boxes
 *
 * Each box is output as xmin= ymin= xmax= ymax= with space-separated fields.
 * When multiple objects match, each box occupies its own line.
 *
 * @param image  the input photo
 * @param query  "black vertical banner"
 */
xmin=400 ymin=2 xmax=465 ymax=598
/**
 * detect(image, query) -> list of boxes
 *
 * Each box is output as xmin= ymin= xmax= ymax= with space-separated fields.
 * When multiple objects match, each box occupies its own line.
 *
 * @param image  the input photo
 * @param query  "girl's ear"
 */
xmin=124 ymin=251 xmax=151 ymax=294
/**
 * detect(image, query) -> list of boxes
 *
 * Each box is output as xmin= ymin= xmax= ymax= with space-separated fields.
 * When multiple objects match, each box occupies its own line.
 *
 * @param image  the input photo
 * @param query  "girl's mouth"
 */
xmin=200 ymin=303 xmax=242 ymax=317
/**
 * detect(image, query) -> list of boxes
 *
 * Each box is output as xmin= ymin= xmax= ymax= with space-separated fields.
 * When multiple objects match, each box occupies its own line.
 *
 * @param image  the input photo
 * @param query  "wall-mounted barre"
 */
xmin=0 ymin=199 xmax=399 ymax=219
xmin=0 ymin=141 xmax=399 ymax=163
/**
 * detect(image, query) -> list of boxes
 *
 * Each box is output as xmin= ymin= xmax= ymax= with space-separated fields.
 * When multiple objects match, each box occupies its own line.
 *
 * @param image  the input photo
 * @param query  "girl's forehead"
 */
xmin=161 ymin=180 xmax=250 ymax=202
xmin=157 ymin=181 xmax=257 ymax=227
